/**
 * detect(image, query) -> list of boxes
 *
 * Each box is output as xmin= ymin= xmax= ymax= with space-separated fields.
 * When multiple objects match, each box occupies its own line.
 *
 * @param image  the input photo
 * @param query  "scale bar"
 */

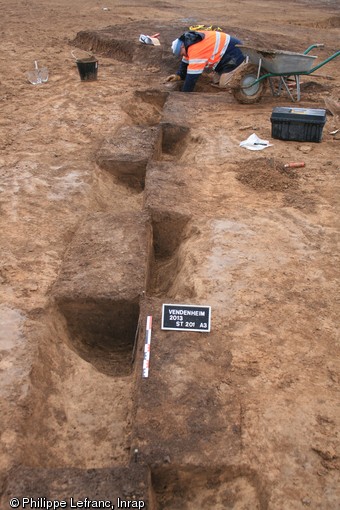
xmin=142 ymin=316 xmax=152 ymax=378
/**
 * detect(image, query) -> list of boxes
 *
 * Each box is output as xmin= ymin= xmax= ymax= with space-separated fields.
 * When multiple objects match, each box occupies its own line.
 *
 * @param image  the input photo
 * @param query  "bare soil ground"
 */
xmin=0 ymin=0 xmax=339 ymax=509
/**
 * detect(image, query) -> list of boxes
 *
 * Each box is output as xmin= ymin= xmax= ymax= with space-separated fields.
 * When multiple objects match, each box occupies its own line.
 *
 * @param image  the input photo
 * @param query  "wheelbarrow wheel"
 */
xmin=231 ymin=63 xmax=267 ymax=104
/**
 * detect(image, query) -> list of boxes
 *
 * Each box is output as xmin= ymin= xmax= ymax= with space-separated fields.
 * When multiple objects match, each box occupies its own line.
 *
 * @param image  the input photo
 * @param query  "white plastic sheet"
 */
xmin=240 ymin=133 xmax=273 ymax=150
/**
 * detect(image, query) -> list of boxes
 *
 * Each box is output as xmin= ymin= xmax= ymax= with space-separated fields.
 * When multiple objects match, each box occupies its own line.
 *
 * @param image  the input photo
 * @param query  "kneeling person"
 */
xmin=167 ymin=30 xmax=245 ymax=92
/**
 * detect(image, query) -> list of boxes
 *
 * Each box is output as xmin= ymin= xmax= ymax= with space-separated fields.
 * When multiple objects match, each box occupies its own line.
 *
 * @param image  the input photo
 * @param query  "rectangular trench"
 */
xmin=21 ymin=211 xmax=152 ymax=469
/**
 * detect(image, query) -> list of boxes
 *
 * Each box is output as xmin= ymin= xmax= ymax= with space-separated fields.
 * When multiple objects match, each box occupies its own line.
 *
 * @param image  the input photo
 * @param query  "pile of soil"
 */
xmin=235 ymin=157 xmax=299 ymax=191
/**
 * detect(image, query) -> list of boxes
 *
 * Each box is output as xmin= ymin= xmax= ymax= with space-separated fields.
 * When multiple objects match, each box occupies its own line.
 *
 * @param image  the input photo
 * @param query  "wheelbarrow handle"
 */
xmin=304 ymin=43 xmax=324 ymax=54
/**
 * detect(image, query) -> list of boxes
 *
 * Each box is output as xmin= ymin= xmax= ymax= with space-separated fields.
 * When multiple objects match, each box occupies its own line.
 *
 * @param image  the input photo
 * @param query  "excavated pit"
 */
xmin=160 ymin=122 xmax=191 ymax=159
xmin=135 ymin=89 xmax=169 ymax=112
xmin=72 ymin=28 xmax=162 ymax=64
xmin=22 ymin=310 xmax=136 ymax=469
xmin=121 ymin=90 xmax=168 ymax=127
xmin=19 ymin=212 xmax=153 ymax=469
xmin=51 ymin=212 xmax=152 ymax=376
xmin=147 ymin=210 xmax=192 ymax=297
xmin=96 ymin=125 xmax=162 ymax=191
xmin=55 ymin=297 xmax=139 ymax=376
xmin=152 ymin=211 xmax=191 ymax=259
xmin=71 ymin=22 xmax=187 ymax=73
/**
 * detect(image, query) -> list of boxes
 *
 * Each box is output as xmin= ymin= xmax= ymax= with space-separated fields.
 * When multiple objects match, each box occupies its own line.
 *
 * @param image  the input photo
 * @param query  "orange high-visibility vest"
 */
xmin=182 ymin=31 xmax=231 ymax=75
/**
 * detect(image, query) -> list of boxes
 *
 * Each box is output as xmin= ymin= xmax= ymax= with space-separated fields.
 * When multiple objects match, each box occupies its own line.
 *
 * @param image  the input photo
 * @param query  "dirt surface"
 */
xmin=0 ymin=0 xmax=339 ymax=509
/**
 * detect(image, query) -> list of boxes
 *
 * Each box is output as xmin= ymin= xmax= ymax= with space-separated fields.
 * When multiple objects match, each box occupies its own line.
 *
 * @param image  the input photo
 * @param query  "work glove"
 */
xmin=165 ymin=74 xmax=181 ymax=82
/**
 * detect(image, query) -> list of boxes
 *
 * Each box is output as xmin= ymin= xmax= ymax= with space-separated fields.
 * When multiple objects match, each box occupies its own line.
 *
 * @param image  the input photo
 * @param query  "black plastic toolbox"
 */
xmin=271 ymin=107 xmax=326 ymax=142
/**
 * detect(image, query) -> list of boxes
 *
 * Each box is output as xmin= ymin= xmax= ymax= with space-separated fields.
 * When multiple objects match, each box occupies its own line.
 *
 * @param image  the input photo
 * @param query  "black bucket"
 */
xmin=76 ymin=57 xmax=98 ymax=81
